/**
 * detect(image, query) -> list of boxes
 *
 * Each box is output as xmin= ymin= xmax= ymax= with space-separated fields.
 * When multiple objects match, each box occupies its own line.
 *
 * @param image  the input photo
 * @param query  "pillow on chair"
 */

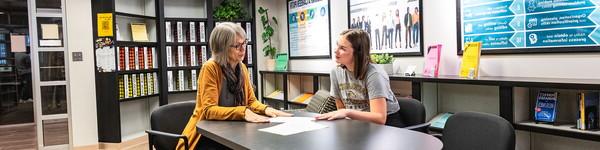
xmin=305 ymin=90 xmax=337 ymax=114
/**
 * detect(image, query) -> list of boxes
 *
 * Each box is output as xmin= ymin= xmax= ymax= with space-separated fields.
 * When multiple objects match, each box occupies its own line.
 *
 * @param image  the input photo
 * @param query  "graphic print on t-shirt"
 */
xmin=338 ymin=82 xmax=370 ymax=111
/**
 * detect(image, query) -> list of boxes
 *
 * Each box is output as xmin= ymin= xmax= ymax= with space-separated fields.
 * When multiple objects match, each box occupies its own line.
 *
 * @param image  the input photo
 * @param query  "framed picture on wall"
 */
xmin=348 ymin=0 xmax=424 ymax=56
xmin=457 ymin=0 xmax=600 ymax=55
xmin=287 ymin=0 xmax=332 ymax=59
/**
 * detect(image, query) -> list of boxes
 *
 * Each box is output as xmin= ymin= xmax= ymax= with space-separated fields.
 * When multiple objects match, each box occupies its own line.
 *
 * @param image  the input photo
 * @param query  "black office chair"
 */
xmin=146 ymin=101 xmax=196 ymax=150
xmin=396 ymin=97 xmax=430 ymax=133
xmin=441 ymin=111 xmax=515 ymax=150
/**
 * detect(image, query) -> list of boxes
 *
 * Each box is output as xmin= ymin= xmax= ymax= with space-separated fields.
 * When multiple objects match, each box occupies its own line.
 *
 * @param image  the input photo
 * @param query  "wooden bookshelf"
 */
xmin=258 ymin=71 xmax=600 ymax=142
xmin=260 ymin=70 xmax=329 ymax=110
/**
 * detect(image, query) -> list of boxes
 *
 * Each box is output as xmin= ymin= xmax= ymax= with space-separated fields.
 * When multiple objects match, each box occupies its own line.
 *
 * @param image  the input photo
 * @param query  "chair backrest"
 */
xmin=305 ymin=90 xmax=337 ymax=114
xmin=150 ymin=101 xmax=196 ymax=150
xmin=396 ymin=97 xmax=426 ymax=129
xmin=442 ymin=111 xmax=515 ymax=150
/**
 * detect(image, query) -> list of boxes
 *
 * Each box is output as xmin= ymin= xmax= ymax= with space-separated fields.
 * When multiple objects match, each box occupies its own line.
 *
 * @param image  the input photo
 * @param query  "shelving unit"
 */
xmin=92 ymin=0 xmax=162 ymax=143
xmin=162 ymin=14 xmax=208 ymax=93
xmin=259 ymin=70 xmax=329 ymax=110
xmin=258 ymin=70 xmax=600 ymax=142
xmin=114 ymin=41 xmax=158 ymax=47
xmin=92 ymin=0 xmax=259 ymax=143
xmin=161 ymin=0 xmax=259 ymax=97
xmin=390 ymin=74 xmax=600 ymax=142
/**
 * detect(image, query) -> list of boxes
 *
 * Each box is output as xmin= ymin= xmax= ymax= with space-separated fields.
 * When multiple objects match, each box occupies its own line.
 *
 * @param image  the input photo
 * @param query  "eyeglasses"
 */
xmin=230 ymin=39 xmax=248 ymax=50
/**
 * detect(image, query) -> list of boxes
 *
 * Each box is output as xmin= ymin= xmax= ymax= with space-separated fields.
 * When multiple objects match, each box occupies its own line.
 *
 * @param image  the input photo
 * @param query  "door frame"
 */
xmin=27 ymin=0 xmax=72 ymax=149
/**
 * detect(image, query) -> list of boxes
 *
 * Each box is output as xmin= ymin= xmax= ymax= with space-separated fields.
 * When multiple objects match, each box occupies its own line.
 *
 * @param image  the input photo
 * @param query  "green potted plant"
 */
xmin=213 ymin=0 xmax=248 ymax=21
xmin=371 ymin=53 xmax=394 ymax=74
xmin=258 ymin=6 xmax=278 ymax=70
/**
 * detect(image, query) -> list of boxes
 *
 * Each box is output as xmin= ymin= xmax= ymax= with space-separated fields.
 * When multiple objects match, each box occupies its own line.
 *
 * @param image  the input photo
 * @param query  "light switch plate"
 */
xmin=72 ymin=52 xmax=83 ymax=61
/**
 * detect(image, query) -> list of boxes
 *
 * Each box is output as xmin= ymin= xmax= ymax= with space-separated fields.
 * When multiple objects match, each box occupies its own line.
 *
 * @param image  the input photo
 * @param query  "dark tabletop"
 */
xmin=196 ymin=111 xmax=443 ymax=150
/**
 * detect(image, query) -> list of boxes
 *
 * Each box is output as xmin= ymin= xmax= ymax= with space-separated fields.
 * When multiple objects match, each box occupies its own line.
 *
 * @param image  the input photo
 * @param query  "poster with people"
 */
xmin=349 ymin=0 xmax=423 ymax=56
xmin=288 ymin=0 xmax=331 ymax=58
xmin=458 ymin=0 xmax=600 ymax=54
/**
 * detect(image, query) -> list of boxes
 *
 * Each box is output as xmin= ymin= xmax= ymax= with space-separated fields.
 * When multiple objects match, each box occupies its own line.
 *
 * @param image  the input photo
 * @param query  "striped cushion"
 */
xmin=305 ymin=90 xmax=337 ymax=114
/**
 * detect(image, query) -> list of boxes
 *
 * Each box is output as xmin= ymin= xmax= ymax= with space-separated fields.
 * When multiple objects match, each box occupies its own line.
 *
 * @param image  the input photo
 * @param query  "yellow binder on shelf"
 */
xmin=579 ymin=92 xmax=586 ymax=130
xmin=293 ymin=93 xmax=314 ymax=104
xmin=131 ymin=23 xmax=149 ymax=42
xmin=459 ymin=42 xmax=481 ymax=78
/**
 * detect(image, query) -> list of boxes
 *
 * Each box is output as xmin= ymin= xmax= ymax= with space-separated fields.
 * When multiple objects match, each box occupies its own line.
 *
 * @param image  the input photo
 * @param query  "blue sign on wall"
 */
xmin=458 ymin=0 xmax=600 ymax=54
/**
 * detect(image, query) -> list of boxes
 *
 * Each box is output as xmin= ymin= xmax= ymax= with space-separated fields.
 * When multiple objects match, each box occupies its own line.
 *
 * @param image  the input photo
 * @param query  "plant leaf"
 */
xmin=262 ymin=32 xmax=269 ymax=43
xmin=272 ymin=17 xmax=278 ymax=25
xmin=270 ymin=47 xmax=278 ymax=56
xmin=262 ymin=46 xmax=271 ymax=56
xmin=261 ymin=16 xmax=268 ymax=25
xmin=266 ymin=26 xmax=274 ymax=34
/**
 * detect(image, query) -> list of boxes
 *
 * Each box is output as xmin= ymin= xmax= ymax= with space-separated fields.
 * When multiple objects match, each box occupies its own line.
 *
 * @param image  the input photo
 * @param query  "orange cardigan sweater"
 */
xmin=177 ymin=60 xmax=268 ymax=149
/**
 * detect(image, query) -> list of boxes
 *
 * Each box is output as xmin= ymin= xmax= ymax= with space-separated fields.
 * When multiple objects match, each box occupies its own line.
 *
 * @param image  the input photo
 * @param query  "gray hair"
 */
xmin=209 ymin=22 xmax=247 ymax=66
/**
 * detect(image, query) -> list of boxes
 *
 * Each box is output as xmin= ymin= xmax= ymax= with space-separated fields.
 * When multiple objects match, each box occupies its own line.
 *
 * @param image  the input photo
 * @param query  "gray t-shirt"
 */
xmin=330 ymin=63 xmax=400 ymax=115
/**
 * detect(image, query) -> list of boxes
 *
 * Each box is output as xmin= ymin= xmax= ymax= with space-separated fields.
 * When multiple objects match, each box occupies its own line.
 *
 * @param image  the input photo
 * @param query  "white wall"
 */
xmin=65 ymin=0 xmax=99 ymax=147
xmin=258 ymin=0 xmax=600 ymax=78
xmin=255 ymin=0 xmax=286 ymax=100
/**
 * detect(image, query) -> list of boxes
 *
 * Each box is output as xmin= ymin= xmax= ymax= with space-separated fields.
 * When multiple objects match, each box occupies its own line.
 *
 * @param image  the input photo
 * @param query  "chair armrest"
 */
xmin=403 ymin=123 xmax=431 ymax=133
xmin=146 ymin=130 xmax=190 ymax=150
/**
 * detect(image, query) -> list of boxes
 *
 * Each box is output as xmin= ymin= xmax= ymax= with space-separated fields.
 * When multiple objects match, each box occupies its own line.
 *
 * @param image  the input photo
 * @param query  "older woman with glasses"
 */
xmin=178 ymin=22 xmax=292 ymax=150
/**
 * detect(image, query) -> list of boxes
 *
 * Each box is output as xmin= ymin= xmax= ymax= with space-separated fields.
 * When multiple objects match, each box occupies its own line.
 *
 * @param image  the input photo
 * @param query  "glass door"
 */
xmin=0 ymin=1 xmax=34 ymax=126
xmin=0 ymin=0 xmax=35 ymax=149
xmin=28 ymin=0 xmax=70 ymax=149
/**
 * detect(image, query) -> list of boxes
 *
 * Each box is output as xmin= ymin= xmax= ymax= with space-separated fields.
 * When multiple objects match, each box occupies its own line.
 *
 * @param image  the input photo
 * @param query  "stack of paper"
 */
xmin=259 ymin=117 xmax=327 ymax=136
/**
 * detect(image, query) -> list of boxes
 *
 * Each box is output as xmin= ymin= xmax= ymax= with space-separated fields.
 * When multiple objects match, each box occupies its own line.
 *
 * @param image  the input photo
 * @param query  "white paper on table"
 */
xmin=268 ymin=117 xmax=315 ymax=123
xmin=259 ymin=121 xmax=327 ymax=136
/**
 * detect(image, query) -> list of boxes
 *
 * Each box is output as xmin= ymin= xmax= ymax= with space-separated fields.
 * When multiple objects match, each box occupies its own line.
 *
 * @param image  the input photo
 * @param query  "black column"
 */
xmin=411 ymin=81 xmax=422 ymax=100
xmin=499 ymin=86 xmax=514 ymax=123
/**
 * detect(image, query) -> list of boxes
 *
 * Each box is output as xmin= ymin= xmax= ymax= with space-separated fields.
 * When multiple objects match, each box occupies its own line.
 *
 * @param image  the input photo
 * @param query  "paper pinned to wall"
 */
xmin=97 ymin=13 xmax=113 ymax=37
xmin=41 ymin=24 xmax=60 ymax=40
xmin=10 ymin=35 xmax=26 ymax=52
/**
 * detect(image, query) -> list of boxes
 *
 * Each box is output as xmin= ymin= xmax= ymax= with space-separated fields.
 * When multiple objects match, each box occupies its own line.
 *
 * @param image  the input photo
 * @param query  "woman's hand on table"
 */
xmin=244 ymin=108 xmax=270 ymax=123
xmin=315 ymin=109 xmax=350 ymax=121
xmin=265 ymin=107 xmax=293 ymax=117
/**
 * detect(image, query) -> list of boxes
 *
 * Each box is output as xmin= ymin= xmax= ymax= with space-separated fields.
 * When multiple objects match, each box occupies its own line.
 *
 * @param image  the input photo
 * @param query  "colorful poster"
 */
xmin=94 ymin=37 xmax=116 ymax=72
xmin=97 ymin=13 xmax=113 ymax=37
xmin=349 ymin=0 xmax=423 ymax=56
xmin=288 ymin=0 xmax=331 ymax=58
xmin=459 ymin=0 xmax=600 ymax=54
